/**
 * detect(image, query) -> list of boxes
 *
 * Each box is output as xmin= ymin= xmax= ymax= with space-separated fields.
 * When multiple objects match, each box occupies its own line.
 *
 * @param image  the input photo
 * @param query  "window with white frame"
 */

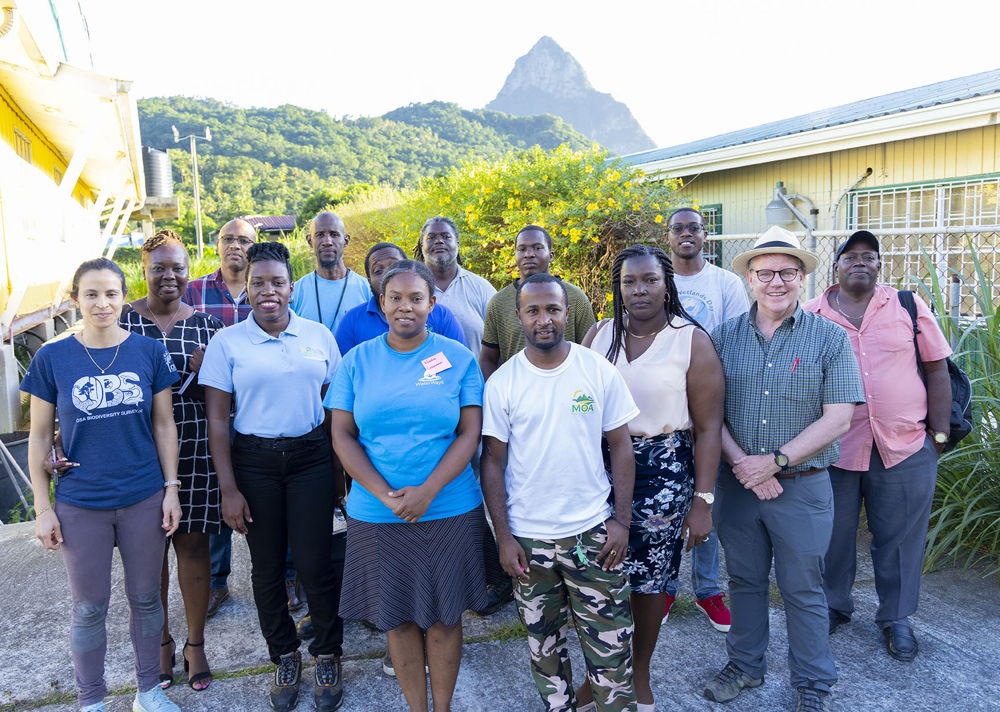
xmin=701 ymin=204 xmax=723 ymax=235
xmin=850 ymin=175 xmax=1000 ymax=229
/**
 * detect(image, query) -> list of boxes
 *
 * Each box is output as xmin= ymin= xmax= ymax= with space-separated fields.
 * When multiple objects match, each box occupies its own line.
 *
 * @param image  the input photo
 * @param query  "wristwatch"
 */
xmin=773 ymin=449 xmax=789 ymax=468
xmin=694 ymin=491 xmax=715 ymax=505
xmin=932 ymin=431 xmax=948 ymax=445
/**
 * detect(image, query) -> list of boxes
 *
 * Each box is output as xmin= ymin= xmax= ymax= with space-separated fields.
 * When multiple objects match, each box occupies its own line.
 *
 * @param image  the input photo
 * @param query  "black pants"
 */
xmin=233 ymin=427 xmax=343 ymax=662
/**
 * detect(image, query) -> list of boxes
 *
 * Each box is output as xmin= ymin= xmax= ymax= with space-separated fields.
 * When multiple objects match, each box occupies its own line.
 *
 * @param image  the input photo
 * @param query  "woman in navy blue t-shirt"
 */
xmin=22 ymin=258 xmax=183 ymax=712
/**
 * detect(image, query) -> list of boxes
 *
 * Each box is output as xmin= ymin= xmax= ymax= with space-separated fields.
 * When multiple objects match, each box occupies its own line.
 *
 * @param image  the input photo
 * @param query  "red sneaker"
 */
xmin=696 ymin=594 xmax=731 ymax=632
xmin=663 ymin=593 xmax=677 ymax=620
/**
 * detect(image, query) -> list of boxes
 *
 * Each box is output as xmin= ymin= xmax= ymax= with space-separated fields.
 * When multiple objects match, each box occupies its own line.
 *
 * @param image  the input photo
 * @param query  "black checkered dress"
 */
xmin=122 ymin=309 xmax=225 ymax=534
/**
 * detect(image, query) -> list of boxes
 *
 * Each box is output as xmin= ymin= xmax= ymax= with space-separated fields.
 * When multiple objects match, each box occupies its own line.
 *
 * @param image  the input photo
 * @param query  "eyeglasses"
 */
xmin=752 ymin=268 xmax=801 ymax=283
xmin=667 ymin=223 xmax=706 ymax=235
xmin=839 ymin=252 xmax=879 ymax=265
xmin=220 ymin=236 xmax=255 ymax=247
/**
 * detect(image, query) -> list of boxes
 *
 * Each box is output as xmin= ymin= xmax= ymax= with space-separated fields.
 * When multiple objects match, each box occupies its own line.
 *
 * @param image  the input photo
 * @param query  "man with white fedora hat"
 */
xmin=703 ymin=226 xmax=864 ymax=711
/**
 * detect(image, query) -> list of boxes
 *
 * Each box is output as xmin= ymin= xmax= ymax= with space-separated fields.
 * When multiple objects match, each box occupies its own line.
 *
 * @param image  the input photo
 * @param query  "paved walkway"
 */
xmin=2 ymin=520 xmax=998 ymax=711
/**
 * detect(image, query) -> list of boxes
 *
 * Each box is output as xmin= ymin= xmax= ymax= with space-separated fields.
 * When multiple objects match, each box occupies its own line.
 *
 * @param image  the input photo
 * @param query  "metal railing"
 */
xmin=705 ymin=226 xmax=1000 ymax=314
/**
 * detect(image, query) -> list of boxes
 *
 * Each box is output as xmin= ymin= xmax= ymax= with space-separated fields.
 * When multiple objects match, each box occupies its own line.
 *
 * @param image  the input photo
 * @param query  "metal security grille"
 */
xmin=850 ymin=176 xmax=1000 ymax=229
xmin=12 ymin=128 xmax=31 ymax=163
xmin=704 ymin=228 xmax=1000 ymax=314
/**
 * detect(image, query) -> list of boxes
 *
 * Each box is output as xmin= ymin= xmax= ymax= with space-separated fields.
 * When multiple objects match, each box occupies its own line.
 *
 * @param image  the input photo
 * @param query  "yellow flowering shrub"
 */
xmin=337 ymin=145 xmax=682 ymax=304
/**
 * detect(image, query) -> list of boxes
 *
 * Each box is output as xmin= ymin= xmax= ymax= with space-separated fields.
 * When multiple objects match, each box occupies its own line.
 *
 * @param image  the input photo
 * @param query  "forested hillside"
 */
xmin=137 ymin=97 xmax=592 ymax=236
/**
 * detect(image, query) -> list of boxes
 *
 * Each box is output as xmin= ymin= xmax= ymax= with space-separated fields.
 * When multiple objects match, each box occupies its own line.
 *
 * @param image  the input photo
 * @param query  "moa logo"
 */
xmin=571 ymin=390 xmax=595 ymax=413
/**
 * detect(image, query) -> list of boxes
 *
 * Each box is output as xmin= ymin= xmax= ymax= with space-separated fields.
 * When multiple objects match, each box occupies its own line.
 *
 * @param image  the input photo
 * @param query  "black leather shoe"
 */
xmin=474 ymin=579 xmax=514 ymax=616
xmin=883 ymin=622 xmax=918 ymax=662
xmin=296 ymin=615 xmax=315 ymax=640
xmin=828 ymin=609 xmax=850 ymax=634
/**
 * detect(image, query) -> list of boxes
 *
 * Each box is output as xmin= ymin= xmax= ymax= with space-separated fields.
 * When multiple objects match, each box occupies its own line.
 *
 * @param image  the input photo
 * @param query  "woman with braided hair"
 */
xmin=122 ymin=229 xmax=224 ymax=692
xmin=578 ymin=244 xmax=725 ymax=712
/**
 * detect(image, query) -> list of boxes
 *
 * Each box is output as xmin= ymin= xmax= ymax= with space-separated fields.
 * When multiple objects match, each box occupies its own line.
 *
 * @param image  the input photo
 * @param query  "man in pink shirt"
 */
xmin=803 ymin=230 xmax=952 ymax=663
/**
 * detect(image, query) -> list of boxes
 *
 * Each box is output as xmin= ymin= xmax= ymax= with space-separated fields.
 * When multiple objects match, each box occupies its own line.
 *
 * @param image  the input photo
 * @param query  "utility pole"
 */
xmin=172 ymin=125 xmax=213 ymax=258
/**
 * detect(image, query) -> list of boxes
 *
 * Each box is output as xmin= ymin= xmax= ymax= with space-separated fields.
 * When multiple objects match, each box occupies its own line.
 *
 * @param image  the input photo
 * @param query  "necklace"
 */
xmin=625 ymin=315 xmax=669 ymax=339
xmin=80 ymin=332 xmax=125 ymax=375
xmin=142 ymin=298 xmax=182 ymax=337
xmin=833 ymin=291 xmax=867 ymax=321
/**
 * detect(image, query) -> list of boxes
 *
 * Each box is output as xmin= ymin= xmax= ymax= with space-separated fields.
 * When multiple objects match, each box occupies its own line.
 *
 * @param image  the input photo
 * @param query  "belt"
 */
xmin=234 ymin=425 xmax=325 ymax=451
xmin=775 ymin=466 xmax=825 ymax=480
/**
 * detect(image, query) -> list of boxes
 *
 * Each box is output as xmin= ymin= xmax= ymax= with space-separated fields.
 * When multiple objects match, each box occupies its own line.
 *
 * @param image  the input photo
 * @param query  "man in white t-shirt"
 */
xmin=481 ymin=273 xmax=640 ymax=712
xmin=663 ymin=207 xmax=750 ymax=633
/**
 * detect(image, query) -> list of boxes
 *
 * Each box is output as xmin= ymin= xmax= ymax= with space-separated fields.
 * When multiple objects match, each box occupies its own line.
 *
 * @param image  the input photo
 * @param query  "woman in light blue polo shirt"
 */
xmin=328 ymin=259 xmax=491 ymax=712
xmin=200 ymin=242 xmax=344 ymax=712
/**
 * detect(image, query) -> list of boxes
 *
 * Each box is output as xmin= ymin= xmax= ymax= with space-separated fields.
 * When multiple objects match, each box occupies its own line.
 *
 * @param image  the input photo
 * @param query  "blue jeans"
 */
xmin=664 ymin=529 xmax=723 ymax=599
xmin=209 ymin=526 xmax=233 ymax=589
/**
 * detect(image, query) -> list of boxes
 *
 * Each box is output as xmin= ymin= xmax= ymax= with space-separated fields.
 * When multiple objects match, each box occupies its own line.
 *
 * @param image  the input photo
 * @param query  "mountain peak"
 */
xmin=487 ymin=37 xmax=655 ymax=155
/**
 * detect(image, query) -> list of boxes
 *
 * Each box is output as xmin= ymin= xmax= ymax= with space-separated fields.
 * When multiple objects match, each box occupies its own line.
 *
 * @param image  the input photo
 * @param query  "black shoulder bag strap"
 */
xmin=897 ymin=290 xmax=926 ymax=383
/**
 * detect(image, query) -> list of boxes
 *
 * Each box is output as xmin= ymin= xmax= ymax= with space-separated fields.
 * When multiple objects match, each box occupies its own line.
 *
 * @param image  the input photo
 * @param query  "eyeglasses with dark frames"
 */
xmin=667 ymin=223 xmax=706 ymax=235
xmin=752 ymin=268 xmax=801 ymax=283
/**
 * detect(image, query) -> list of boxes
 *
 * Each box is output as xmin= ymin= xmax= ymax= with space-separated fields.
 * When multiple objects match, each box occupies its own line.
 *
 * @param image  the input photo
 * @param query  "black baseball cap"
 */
xmin=834 ymin=230 xmax=880 ymax=261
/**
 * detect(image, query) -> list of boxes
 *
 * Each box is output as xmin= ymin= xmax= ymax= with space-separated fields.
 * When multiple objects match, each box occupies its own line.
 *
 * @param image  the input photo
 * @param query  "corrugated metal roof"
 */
xmin=624 ymin=68 xmax=1000 ymax=166
xmin=241 ymin=214 xmax=296 ymax=231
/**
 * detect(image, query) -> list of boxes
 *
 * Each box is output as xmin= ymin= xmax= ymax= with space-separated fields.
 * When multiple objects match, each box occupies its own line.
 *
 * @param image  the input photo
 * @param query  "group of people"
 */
xmin=24 ymin=206 xmax=951 ymax=712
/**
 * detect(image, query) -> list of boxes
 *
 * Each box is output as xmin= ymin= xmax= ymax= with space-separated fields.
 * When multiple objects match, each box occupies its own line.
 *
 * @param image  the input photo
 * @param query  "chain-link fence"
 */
xmin=705 ymin=226 xmax=1000 ymax=315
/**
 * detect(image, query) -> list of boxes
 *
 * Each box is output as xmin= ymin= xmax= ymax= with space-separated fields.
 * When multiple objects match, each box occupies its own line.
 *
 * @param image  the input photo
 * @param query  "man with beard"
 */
xmin=414 ymin=216 xmax=496 ymax=352
xmin=662 ymin=207 xmax=749 ymax=633
xmin=291 ymin=212 xmax=371 ymax=334
xmin=481 ymin=273 xmax=639 ymax=712
xmin=804 ymin=230 xmax=952 ymax=662
xmin=480 ymin=225 xmax=595 ymax=380
xmin=185 ymin=217 xmax=257 ymax=617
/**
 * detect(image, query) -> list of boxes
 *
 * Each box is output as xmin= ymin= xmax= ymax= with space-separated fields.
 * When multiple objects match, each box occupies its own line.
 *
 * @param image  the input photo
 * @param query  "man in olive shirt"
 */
xmin=479 ymin=225 xmax=596 ymax=380
xmin=703 ymin=227 xmax=864 ymax=712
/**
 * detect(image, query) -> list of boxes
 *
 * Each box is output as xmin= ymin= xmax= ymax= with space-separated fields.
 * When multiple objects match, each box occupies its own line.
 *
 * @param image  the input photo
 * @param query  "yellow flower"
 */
xmin=606 ymin=170 xmax=620 ymax=181
xmin=586 ymin=202 xmax=599 ymax=212
xmin=561 ymin=228 xmax=569 ymax=236
xmin=607 ymin=197 xmax=618 ymax=208
xmin=654 ymin=214 xmax=664 ymax=223
xmin=585 ymin=164 xmax=594 ymax=173
xmin=605 ymin=293 xmax=613 ymax=302
xmin=570 ymin=227 xmax=582 ymax=240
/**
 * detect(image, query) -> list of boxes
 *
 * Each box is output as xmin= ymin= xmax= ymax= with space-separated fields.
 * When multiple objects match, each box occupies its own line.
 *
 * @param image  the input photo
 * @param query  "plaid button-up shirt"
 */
xmin=184 ymin=269 xmax=251 ymax=327
xmin=711 ymin=304 xmax=865 ymax=473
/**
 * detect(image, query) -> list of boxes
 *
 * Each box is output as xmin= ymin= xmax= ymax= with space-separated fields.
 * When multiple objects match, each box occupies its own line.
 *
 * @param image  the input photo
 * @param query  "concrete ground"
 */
xmin=1 ymin=521 xmax=998 ymax=712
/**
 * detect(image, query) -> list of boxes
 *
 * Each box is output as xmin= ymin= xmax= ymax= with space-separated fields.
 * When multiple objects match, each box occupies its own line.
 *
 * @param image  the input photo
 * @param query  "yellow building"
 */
xmin=0 ymin=1 xmax=144 ymax=429
xmin=625 ymin=69 xmax=1000 ymax=306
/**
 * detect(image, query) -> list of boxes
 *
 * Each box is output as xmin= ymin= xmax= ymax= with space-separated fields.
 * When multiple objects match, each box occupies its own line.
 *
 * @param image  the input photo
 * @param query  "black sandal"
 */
xmin=184 ymin=640 xmax=213 ymax=691
xmin=159 ymin=637 xmax=176 ymax=689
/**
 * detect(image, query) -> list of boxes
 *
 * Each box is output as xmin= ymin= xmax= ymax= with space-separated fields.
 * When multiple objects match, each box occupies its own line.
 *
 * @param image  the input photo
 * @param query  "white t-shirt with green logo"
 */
xmin=482 ymin=343 xmax=639 ymax=539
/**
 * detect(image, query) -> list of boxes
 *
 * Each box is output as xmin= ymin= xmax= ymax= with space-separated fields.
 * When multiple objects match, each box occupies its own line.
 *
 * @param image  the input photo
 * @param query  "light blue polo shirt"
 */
xmin=325 ymin=332 xmax=484 ymax=523
xmin=200 ymin=310 xmax=341 ymax=438
xmin=290 ymin=269 xmax=371 ymax=334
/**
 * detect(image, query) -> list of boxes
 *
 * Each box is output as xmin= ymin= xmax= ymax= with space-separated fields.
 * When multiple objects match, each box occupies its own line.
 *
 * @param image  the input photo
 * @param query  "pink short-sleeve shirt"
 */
xmin=803 ymin=285 xmax=952 ymax=470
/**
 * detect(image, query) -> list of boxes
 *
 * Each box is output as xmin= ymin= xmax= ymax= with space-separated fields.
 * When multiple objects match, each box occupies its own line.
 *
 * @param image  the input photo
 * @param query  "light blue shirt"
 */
xmin=200 ymin=310 xmax=341 ymax=438
xmin=291 ymin=269 xmax=372 ymax=334
xmin=325 ymin=332 xmax=484 ymax=523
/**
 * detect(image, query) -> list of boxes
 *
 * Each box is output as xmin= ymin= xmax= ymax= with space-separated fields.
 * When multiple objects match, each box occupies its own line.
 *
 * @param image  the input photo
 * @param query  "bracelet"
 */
xmin=163 ymin=480 xmax=182 ymax=488
xmin=35 ymin=506 xmax=51 ymax=516
xmin=613 ymin=517 xmax=631 ymax=529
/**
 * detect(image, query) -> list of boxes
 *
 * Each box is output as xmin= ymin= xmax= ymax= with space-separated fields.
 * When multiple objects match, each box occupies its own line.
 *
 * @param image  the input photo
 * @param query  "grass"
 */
xmin=915 ymin=244 xmax=1000 ymax=580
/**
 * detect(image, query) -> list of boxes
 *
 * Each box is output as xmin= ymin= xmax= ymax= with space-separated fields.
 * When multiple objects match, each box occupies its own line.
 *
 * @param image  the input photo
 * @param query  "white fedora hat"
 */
xmin=731 ymin=226 xmax=820 ymax=275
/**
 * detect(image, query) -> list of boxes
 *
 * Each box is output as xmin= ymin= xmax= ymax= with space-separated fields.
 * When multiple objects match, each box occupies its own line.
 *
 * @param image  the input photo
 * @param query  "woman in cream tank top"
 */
xmin=579 ymin=244 xmax=725 ymax=712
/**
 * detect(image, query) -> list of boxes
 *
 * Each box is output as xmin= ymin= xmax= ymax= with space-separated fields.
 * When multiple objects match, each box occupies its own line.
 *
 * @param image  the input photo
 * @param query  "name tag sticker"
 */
xmin=421 ymin=352 xmax=452 ymax=376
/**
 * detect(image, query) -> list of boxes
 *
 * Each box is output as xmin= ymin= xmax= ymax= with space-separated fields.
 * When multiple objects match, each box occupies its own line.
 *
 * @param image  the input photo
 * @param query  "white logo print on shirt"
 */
xmin=72 ymin=373 xmax=143 ymax=415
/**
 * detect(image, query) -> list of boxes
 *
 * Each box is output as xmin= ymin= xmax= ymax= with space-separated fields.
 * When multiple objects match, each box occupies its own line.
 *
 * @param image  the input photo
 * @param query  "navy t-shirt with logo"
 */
xmin=21 ymin=333 xmax=179 ymax=510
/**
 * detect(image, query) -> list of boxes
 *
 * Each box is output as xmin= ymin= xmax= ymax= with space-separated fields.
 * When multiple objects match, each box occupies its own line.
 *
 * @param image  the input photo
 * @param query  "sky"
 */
xmin=84 ymin=0 xmax=1000 ymax=150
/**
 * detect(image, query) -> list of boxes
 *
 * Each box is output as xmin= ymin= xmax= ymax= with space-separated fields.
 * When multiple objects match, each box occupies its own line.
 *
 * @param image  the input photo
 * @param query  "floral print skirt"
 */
xmin=622 ymin=430 xmax=695 ymax=594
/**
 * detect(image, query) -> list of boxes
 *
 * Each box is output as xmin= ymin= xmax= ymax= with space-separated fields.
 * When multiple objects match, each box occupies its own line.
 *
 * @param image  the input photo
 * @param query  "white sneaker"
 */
xmin=81 ymin=703 xmax=107 ymax=712
xmin=133 ymin=683 xmax=180 ymax=712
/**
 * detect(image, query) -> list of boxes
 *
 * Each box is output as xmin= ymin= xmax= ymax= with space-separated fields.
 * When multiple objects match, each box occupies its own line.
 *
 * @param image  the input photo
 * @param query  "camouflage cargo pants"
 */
xmin=514 ymin=522 xmax=636 ymax=712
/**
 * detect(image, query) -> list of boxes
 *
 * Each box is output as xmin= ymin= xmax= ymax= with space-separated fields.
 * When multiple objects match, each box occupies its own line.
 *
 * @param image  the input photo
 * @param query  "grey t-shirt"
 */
xmin=674 ymin=262 xmax=749 ymax=332
xmin=433 ymin=267 xmax=497 ymax=352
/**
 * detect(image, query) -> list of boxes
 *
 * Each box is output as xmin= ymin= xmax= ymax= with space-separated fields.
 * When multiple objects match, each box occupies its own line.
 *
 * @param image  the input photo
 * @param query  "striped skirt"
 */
xmin=340 ymin=505 xmax=493 ymax=631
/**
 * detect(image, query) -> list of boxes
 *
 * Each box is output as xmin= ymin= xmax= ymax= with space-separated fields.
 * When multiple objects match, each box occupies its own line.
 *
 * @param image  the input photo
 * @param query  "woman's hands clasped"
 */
xmin=385 ymin=484 xmax=434 ymax=523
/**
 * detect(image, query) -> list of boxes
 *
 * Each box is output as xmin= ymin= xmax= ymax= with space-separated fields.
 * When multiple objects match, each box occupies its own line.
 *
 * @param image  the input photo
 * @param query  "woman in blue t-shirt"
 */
xmin=328 ymin=259 xmax=491 ymax=712
xmin=22 ymin=258 xmax=183 ymax=712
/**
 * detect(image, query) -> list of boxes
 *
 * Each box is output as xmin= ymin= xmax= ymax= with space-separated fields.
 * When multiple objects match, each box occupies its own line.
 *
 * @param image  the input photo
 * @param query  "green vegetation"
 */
xmin=137 ymin=97 xmax=592 ymax=239
xmin=336 ymin=145 xmax=683 ymax=310
xmin=920 ymin=245 xmax=1000 ymax=579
